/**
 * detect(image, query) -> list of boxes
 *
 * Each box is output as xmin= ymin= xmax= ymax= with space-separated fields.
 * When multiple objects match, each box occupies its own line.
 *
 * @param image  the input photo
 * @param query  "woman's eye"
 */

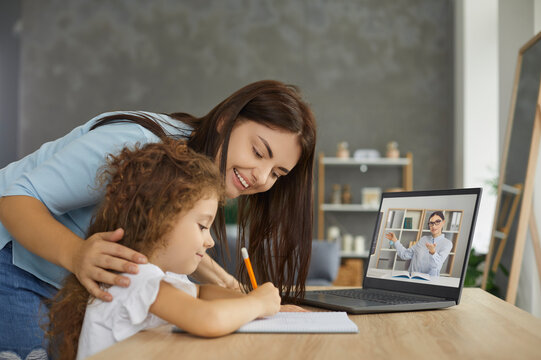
xmin=199 ymin=224 xmax=208 ymax=231
xmin=252 ymin=147 xmax=263 ymax=158
xmin=272 ymin=172 xmax=280 ymax=179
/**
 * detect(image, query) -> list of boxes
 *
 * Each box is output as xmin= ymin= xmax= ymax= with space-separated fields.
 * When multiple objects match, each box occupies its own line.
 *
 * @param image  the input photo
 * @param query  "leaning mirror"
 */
xmin=482 ymin=32 xmax=541 ymax=303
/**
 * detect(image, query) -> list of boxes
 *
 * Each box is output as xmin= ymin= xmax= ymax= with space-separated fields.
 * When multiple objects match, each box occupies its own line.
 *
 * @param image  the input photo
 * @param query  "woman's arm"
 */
xmin=198 ymin=283 xmax=245 ymax=299
xmin=198 ymin=277 xmax=308 ymax=312
xmin=428 ymin=241 xmax=453 ymax=273
xmin=393 ymin=241 xmax=414 ymax=260
xmin=0 ymin=195 xmax=147 ymax=301
xmin=150 ymin=281 xmax=281 ymax=337
xmin=191 ymin=253 xmax=241 ymax=290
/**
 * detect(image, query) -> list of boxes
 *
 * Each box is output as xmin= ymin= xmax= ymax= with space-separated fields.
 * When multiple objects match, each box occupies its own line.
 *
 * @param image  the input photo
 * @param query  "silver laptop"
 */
xmin=301 ymin=188 xmax=482 ymax=314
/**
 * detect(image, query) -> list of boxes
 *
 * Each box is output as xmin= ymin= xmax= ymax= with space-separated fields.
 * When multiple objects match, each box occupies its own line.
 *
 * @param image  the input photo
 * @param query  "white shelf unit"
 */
xmin=340 ymin=250 xmax=370 ymax=259
xmin=374 ymin=208 xmax=464 ymax=276
xmin=317 ymin=152 xmax=413 ymax=256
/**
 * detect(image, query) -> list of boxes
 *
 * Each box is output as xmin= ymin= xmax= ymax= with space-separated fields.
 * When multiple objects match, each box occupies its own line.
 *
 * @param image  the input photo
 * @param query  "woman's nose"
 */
xmin=252 ymin=166 xmax=271 ymax=186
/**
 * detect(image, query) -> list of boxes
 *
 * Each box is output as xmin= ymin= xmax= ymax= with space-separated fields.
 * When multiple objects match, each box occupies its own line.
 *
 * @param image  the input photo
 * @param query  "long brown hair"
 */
xmin=90 ymin=80 xmax=317 ymax=300
xmin=47 ymin=140 xmax=224 ymax=360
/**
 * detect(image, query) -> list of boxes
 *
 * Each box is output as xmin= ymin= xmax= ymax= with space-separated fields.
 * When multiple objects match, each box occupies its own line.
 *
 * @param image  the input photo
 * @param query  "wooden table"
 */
xmin=89 ymin=288 xmax=541 ymax=360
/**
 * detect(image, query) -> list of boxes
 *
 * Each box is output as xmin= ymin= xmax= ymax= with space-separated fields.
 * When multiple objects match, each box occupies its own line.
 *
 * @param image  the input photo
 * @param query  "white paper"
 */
xmin=236 ymin=311 xmax=359 ymax=333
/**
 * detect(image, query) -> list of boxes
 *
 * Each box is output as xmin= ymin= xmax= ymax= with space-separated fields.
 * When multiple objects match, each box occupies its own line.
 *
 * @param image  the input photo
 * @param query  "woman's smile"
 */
xmin=233 ymin=168 xmax=250 ymax=189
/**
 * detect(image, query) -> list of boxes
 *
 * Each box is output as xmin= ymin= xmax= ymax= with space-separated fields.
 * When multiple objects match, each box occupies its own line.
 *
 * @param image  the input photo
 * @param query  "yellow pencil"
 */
xmin=241 ymin=247 xmax=258 ymax=289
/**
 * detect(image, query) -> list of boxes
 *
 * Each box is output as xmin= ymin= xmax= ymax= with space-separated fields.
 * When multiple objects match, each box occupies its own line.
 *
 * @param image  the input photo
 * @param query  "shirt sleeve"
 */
xmin=429 ymin=239 xmax=453 ymax=274
xmin=3 ymin=122 xmax=156 ymax=215
xmin=163 ymin=272 xmax=197 ymax=298
xmin=394 ymin=241 xmax=414 ymax=260
xmin=111 ymin=264 xmax=165 ymax=341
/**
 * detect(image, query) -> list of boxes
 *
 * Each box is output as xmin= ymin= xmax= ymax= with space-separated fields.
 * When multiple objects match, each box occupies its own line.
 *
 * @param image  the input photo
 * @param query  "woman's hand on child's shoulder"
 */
xmin=72 ymin=228 xmax=148 ymax=302
xmin=247 ymin=282 xmax=281 ymax=317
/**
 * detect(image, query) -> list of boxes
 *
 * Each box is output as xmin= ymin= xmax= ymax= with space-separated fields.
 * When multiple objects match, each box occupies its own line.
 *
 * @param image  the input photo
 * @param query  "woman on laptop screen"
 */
xmin=386 ymin=211 xmax=452 ymax=278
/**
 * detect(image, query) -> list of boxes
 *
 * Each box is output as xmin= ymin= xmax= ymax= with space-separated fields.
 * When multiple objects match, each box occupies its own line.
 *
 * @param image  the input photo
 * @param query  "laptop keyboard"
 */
xmin=312 ymin=289 xmax=434 ymax=305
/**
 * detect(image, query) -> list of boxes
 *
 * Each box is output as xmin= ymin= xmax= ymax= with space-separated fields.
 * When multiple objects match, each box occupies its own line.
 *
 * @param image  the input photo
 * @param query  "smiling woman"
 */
xmin=220 ymin=120 xmax=302 ymax=198
xmin=0 ymin=80 xmax=316 ymax=357
xmin=170 ymin=80 xmax=317 ymax=300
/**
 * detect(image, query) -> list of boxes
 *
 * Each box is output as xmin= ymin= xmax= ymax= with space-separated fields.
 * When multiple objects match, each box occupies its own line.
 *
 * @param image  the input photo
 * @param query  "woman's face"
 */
xmin=428 ymin=215 xmax=445 ymax=237
xmin=217 ymin=119 xmax=302 ymax=199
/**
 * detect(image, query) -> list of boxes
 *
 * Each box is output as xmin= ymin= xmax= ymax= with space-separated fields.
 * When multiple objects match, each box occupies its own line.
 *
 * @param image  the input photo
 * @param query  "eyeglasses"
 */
xmin=428 ymin=220 xmax=442 ymax=227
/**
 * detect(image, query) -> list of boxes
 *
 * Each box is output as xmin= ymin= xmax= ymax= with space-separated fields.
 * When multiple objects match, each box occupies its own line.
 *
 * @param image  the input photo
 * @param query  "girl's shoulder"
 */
xmin=89 ymin=264 xmax=167 ymax=310
xmin=129 ymin=263 xmax=166 ymax=281
xmin=125 ymin=264 xmax=194 ymax=292
xmin=112 ymin=264 xmax=197 ymax=300
xmin=163 ymin=271 xmax=197 ymax=298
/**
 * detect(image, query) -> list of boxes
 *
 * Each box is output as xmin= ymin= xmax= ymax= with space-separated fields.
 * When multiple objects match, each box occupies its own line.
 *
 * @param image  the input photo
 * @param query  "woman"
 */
xmin=0 ymin=80 xmax=316 ymax=358
xmin=386 ymin=211 xmax=453 ymax=277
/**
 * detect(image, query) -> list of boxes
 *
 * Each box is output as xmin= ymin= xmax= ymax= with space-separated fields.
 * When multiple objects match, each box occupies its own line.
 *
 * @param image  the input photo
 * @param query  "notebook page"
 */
xmin=236 ymin=312 xmax=359 ymax=333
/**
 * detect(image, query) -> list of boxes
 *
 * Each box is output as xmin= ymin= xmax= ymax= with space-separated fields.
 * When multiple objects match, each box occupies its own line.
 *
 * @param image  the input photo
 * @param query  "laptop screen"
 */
xmin=364 ymin=188 xmax=482 ymax=299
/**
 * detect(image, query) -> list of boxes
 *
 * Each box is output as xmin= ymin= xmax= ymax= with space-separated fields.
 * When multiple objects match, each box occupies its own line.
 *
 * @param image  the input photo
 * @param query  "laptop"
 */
xmin=301 ymin=188 xmax=482 ymax=314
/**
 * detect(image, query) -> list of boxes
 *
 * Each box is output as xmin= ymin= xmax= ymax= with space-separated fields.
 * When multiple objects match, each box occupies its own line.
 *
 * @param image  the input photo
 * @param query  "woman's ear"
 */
xmin=218 ymin=115 xmax=242 ymax=135
xmin=216 ymin=116 xmax=225 ymax=134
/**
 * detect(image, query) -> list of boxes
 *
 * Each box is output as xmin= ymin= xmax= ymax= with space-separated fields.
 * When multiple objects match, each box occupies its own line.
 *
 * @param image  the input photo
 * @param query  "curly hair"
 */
xmin=46 ymin=139 xmax=224 ymax=360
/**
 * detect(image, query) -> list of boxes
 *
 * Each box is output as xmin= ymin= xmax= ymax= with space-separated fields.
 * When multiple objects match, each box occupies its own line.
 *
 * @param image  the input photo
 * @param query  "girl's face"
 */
xmin=217 ymin=120 xmax=302 ymax=199
xmin=428 ymin=215 xmax=444 ymax=237
xmin=151 ymin=196 xmax=218 ymax=274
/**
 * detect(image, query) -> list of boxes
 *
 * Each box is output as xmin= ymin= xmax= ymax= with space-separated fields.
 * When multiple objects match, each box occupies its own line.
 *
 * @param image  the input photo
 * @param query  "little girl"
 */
xmin=46 ymin=140 xmax=281 ymax=360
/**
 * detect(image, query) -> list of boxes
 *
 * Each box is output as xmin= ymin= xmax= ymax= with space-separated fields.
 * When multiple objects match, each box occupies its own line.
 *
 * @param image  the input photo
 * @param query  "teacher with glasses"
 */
xmin=385 ymin=211 xmax=453 ymax=277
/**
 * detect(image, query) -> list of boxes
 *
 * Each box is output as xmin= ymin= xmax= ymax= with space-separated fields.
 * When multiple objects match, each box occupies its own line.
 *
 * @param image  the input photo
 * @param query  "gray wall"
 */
xmin=0 ymin=1 xmax=20 ymax=168
xmin=10 ymin=0 xmax=454 ymax=235
xmin=499 ymin=0 xmax=535 ymax=156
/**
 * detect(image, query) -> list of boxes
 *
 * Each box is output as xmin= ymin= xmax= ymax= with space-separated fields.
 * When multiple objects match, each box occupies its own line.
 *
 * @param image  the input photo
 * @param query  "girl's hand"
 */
xmin=71 ymin=228 xmax=148 ymax=302
xmin=248 ymin=282 xmax=281 ymax=317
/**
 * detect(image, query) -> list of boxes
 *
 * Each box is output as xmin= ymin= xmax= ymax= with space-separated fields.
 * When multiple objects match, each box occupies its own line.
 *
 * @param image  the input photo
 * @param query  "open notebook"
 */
xmin=173 ymin=312 xmax=358 ymax=334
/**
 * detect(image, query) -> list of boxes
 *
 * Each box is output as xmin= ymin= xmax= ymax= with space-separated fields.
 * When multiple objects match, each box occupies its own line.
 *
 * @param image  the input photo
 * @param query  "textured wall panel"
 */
xmin=19 ymin=0 xmax=453 ymax=203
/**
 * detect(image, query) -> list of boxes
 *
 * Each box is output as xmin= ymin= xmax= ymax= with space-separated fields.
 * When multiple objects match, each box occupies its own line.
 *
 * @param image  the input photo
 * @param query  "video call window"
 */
xmin=365 ymin=193 xmax=478 ymax=288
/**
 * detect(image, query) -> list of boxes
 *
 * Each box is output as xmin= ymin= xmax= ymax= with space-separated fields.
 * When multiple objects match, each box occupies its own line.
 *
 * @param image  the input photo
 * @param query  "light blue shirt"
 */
xmin=394 ymin=234 xmax=453 ymax=277
xmin=0 ymin=111 xmax=191 ymax=288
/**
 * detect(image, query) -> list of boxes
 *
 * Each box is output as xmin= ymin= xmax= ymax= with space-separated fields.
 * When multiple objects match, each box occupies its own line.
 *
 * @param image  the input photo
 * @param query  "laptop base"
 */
xmin=301 ymin=290 xmax=456 ymax=314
